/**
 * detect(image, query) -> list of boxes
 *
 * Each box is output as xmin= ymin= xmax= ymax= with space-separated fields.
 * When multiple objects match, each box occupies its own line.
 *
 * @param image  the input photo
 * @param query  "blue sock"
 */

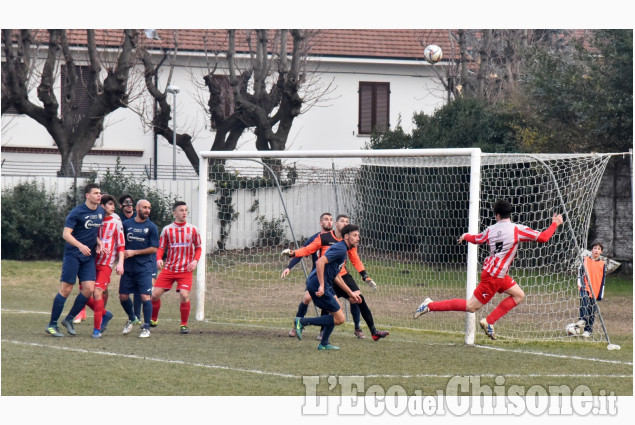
xmin=296 ymin=302 xmax=309 ymax=318
xmin=120 ymin=298 xmax=135 ymax=320
xmin=142 ymin=300 xmax=152 ymax=327
xmin=350 ymin=303 xmax=361 ymax=330
xmin=301 ymin=314 xmax=334 ymax=328
xmin=49 ymin=293 xmax=67 ymax=326
xmin=66 ymin=293 xmax=89 ymax=320
xmin=133 ymin=294 xmax=142 ymax=319
xmin=321 ymin=324 xmax=335 ymax=345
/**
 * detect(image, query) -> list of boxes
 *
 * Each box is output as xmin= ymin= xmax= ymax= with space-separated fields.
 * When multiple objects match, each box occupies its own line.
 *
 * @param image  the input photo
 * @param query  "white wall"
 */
xmin=2 ymin=51 xmax=446 ymax=172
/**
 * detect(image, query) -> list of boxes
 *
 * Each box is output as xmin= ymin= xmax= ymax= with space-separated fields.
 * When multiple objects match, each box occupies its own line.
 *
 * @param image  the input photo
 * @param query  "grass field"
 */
xmin=1 ymin=260 xmax=632 ymax=401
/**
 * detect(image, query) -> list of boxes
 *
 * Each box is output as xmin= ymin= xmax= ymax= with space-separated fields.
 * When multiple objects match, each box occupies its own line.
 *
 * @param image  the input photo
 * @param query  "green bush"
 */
xmin=1 ymin=181 xmax=67 ymax=260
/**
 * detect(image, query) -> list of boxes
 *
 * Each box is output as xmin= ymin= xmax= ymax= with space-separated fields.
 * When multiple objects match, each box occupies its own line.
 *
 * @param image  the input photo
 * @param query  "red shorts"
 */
xmin=473 ymin=272 xmax=517 ymax=304
xmin=95 ymin=265 xmax=113 ymax=291
xmin=154 ymin=269 xmax=193 ymax=292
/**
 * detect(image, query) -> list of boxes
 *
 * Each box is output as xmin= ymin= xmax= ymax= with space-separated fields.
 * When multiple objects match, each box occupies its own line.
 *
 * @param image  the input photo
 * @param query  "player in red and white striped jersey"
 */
xmin=413 ymin=200 xmax=563 ymax=340
xmin=84 ymin=194 xmax=125 ymax=338
xmin=151 ymin=201 xmax=202 ymax=334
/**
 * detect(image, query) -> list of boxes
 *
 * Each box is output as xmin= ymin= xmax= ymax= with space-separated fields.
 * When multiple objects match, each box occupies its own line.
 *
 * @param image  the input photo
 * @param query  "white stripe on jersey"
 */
xmin=476 ymin=220 xmax=540 ymax=278
xmin=96 ymin=217 xmax=125 ymax=268
xmin=159 ymin=222 xmax=202 ymax=273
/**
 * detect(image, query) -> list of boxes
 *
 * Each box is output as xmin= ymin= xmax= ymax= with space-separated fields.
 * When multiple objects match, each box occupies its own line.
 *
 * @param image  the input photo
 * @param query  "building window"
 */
xmin=358 ymin=82 xmax=390 ymax=135
xmin=1 ymin=63 xmax=20 ymax=114
xmin=211 ymin=74 xmax=234 ymax=129
xmin=61 ymin=65 xmax=95 ymax=127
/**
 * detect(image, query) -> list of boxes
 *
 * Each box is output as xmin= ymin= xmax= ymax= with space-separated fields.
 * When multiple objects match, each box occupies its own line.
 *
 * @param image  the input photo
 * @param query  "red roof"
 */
xmin=24 ymin=29 xmax=454 ymax=61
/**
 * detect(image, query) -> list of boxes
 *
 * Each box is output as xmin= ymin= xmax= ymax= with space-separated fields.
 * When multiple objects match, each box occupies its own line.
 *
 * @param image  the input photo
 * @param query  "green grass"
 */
xmin=1 ymin=260 xmax=632 ymax=397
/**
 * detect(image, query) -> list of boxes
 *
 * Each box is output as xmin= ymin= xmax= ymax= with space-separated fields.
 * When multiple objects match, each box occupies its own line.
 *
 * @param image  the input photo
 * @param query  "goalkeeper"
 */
xmin=284 ymin=214 xmax=389 ymax=341
xmin=413 ymin=200 xmax=563 ymax=340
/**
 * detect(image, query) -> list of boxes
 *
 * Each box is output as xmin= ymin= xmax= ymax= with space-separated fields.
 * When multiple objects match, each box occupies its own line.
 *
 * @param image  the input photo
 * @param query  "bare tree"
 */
xmin=2 ymin=29 xmax=139 ymax=176
xmin=139 ymin=29 xmax=322 ymax=176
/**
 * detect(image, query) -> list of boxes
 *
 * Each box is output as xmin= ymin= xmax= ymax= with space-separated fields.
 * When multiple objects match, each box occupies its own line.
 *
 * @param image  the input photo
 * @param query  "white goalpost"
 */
xmin=195 ymin=148 xmax=614 ymax=346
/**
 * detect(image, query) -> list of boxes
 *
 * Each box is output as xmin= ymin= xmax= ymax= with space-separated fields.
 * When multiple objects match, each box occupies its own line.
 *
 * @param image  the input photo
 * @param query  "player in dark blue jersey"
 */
xmin=282 ymin=213 xmax=329 ymax=338
xmin=46 ymin=184 xmax=105 ymax=337
xmin=119 ymin=199 xmax=159 ymax=338
xmin=293 ymin=224 xmax=361 ymax=350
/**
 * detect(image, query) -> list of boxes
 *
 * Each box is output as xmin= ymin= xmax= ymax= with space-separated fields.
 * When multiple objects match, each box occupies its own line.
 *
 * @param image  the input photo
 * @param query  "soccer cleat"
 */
xmin=294 ymin=317 xmax=304 ymax=341
xmin=92 ymin=329 xmax=103 ymax=339
xmin=316 ymin=331 xmax=323 ymax=341
xmin=61 ymin=318 xmax=77 ymax=336
xmin=479 ymin=318 xmax=496 ymax=340
xmin=371 ymin=330 xmax=389 ymax=341
xmin=413 ymin=297 xmax=432 ymax=319
xmin=317 ymin=343 xmax=340 ymax=350
xmin=288 ymin=328 xmax=297 ymax=337
xmin=46 ymin=326 xmax=64 ymax=337
xmin=100 ymin=311 xmax=114 ymax=333
xmin=122 ymin=320 xmax=136 ymax=335
xmin=180 ymin=325 xmax=189 ymax=334
xmin=150 ymin=320 xmax=159 ymax=328
xmin=139 ymin=327 xmax=151 ymax=338
xmin=354 ymin=329 xmax=366 ymax=339
xmin=73 ymin=308 xmax=87 ymax=324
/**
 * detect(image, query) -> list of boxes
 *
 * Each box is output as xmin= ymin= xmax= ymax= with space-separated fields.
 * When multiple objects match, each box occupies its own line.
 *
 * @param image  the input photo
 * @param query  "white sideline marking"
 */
xmin=3 ymin=339 xmax=631 ymax=380
xmin=475 ymin=344 xmax=633 ymax=366
xmin=3 ymin=339 xmax=297 ymax=379
xmin=3 ymin=308 xmax=631 ymax=368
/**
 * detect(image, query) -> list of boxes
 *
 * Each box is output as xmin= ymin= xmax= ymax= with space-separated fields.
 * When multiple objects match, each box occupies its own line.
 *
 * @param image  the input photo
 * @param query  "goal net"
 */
xmin=196 ymin=149 xmax=613 ymax=344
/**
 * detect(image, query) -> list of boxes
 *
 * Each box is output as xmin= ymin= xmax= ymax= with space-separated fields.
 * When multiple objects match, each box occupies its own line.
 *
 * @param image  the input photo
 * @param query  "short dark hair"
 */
xmin=493 ymin=200 xmax=512 ymax=219
xmin=341 ymin=224 xmax=359 ymax=236
xmin=173 ymin=201 xmax=187 ymax=211
xmin=336 ymin=214 xmax=349 ymax=222
xmin=319 ymin=212 xmax=332 ymax=220
xmin=84 ymin=183 xmax=100 ymax=194
xmin=100 ymin=194 xmax=116 ymax=206
xmin=119 ymin=193 xmax=134 ymax=205
xmin=590 ymin=241 xmax=604 ymax=251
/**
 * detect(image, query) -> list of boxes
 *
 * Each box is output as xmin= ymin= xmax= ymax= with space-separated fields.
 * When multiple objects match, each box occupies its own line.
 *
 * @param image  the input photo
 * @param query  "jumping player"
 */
xmin=151 ymin=201 xmax=202 ymax=334
xmin=413 ymin=199 xmax=564 ymax=340
xmin=293 ymin=224 xmax=362 ymax=350
xmin=285 ymin=214 xmax=388 ymax=341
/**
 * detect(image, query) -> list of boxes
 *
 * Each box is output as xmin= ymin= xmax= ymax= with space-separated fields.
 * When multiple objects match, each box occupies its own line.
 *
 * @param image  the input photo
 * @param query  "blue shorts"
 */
xmin=308 ymin=286 xmax=341 ymax=313
xmin=119 ymin=271 xmax=153 ymax=296
xmin=60 ymin=254 xmax=96 ymax=284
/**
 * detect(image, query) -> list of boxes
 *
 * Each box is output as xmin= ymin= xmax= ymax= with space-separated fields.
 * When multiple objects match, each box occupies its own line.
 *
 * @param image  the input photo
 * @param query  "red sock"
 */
xmin=85 ymin=297 xmax=95 ymax=311
xmin=428 ymin=299 xmax=467 ymax=312
xmin=180 ymin=301 xmax=190 ymax=326
xmin=151 ymin=299 xmax=161 ymax=322
xmin=487 ymin=297 xmax=518 ymax=324
xmin=93 ymin=298 xmax=104 ymax=330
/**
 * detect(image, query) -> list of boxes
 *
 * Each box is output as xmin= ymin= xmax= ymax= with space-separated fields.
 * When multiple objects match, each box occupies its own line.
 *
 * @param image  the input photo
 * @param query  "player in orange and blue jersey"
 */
xmin=576 ymin=241 xmax=606 ymax=337
xmin=293 ymin=224 xmax=362 ymax=350
xmin=413 ymin=199 xmax=563 ymax=340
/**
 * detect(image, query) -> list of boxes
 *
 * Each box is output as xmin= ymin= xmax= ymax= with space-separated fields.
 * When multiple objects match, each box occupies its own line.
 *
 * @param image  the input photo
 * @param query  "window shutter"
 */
xmin=61 ymin=65 xmax=94 ymax=126
xmin=358 ymin=82 xmax=373 ymax=134
xmin=1 ymin=64 xmax=20 ymax=114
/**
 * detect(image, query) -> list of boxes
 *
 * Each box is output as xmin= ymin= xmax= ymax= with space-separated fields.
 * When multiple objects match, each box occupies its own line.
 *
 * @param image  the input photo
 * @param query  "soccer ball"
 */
xmin=423 ymin=44 xmax=443 ymax=64
xmin=566 ymin=323 xmax=579 ymax=336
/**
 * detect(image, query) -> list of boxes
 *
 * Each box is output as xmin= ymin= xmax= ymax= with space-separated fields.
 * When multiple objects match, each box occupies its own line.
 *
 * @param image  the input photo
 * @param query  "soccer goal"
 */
xmin=196 ymin=149 xmax=614 ymax=345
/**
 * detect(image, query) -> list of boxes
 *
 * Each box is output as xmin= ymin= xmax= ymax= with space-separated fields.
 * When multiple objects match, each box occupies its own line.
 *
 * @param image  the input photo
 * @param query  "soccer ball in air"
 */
xmin=423 ymin=44 xmax=443 ymax=64
xmin=566 ymin=323 xmax=579 ymax=336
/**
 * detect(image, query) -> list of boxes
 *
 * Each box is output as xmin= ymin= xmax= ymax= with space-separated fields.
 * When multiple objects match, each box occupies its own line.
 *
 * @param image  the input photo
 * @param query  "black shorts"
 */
xmin=333 ymin=273 xmax=360 ymax=299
